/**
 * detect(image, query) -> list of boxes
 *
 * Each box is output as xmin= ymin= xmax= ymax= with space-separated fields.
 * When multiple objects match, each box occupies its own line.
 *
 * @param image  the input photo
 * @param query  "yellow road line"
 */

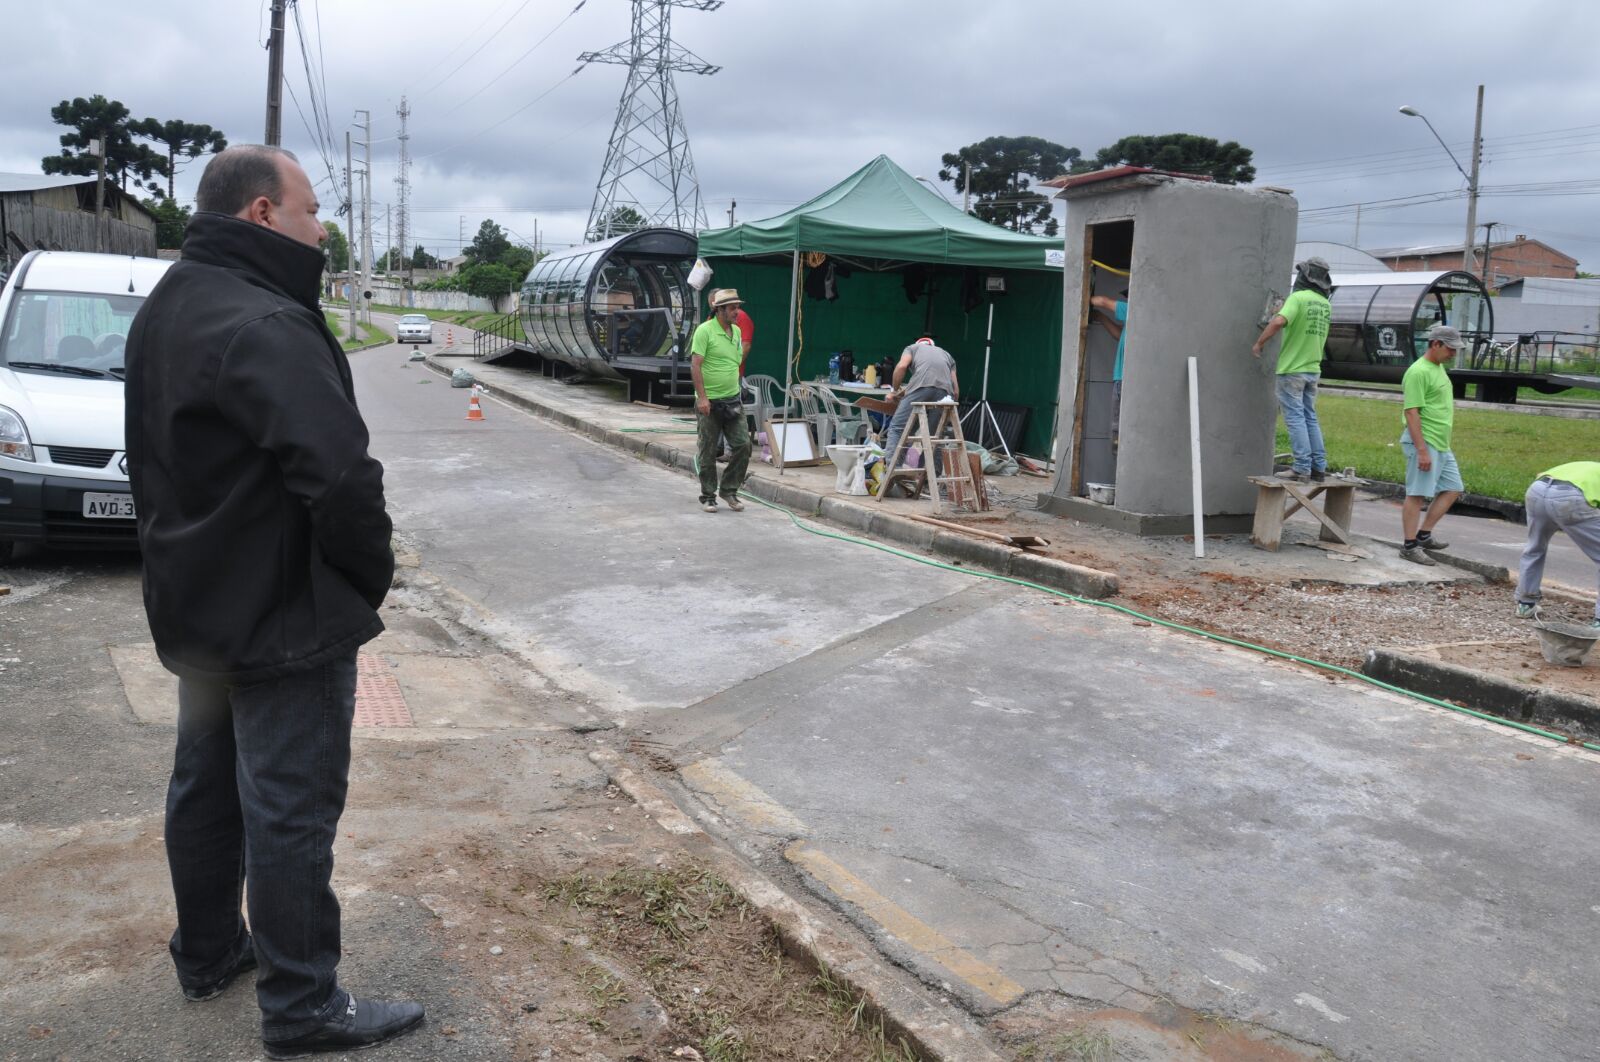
xmin=681 ymin=759 xmax=809 ymax=837
xmin=786 ymin=842 xmax=1026 ymax=1007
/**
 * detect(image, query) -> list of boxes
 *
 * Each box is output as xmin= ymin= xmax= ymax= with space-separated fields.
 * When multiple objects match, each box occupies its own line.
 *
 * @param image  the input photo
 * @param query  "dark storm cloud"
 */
xmin=5 ymin=0 xmax=1595 ymax=263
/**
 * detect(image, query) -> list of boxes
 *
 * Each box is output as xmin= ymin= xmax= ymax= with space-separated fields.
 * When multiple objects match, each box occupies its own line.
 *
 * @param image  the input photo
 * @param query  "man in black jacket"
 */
xmin=125 ymin=145 xmax=423 ymax=1058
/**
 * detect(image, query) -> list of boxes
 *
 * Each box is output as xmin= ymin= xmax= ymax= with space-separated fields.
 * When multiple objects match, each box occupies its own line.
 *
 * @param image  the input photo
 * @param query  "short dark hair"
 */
xmin=195 ymin=146 xmax=299 ymax=216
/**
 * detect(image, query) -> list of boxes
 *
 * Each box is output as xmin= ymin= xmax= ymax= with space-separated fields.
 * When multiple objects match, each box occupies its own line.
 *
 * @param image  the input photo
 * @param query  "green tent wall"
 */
xmin=697 ymin=156 xmax=1065 ymax=456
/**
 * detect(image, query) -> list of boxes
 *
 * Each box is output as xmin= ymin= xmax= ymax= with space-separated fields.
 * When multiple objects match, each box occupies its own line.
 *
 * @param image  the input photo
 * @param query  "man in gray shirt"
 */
xmin=882 ymin=337 xmax=960 ymax=472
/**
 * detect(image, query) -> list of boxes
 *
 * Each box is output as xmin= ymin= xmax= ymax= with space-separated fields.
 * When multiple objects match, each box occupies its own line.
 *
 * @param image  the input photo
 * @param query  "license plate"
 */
xmin=82 ymin=492 xmax=136 ymax=519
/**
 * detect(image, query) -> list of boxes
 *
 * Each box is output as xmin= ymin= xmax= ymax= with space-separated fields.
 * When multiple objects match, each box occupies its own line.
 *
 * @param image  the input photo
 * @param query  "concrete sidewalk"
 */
xmin=354 ymin=344 xmax=1600 ymax=1062
xmin=437 ymin=351 xmax=1487 ymax=600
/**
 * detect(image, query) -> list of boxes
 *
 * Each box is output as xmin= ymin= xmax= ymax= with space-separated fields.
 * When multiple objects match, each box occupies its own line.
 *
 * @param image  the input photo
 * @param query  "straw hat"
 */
xmin=710 ymin=288 xmax=743 ymax=309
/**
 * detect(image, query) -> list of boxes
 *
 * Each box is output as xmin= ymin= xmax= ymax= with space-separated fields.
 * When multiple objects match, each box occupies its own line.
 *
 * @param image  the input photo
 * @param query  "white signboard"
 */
xmin=1044 ymin=249 xmax=1066 ymax=267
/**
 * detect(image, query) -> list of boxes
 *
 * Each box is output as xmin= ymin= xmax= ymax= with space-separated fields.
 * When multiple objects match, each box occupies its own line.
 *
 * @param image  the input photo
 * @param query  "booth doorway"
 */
xmin=1072 ymin=219 xmax=1133 ymax=496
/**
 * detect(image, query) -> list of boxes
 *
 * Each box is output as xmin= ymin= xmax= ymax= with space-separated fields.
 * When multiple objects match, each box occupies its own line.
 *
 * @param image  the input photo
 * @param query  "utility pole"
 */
xmin=962 ymin=160 xmax=971 ymax=214
xmin=1463 ymin=84 xmax=1484 ymax=279
xmin=89 ymin=137 xmax=106 ymax=253
xmin=386 ymin=204 xmax=392 ymax=279
xmin=355 ymin=109 xmax=373 ymax=324
xmin=264 ymin=0 xmax=287 ymax=146
xmin=459 ymin=215 xmax=466 ymax=254
xmin=345 ymin=131 xmax=356 ymax=344
xmin=533 ymin=218 xmax=539 ymax=260
xmin=727 ymin=200 xmax=736 ymax=226
xmin=395 ymin=96 xmax=412 ymax=289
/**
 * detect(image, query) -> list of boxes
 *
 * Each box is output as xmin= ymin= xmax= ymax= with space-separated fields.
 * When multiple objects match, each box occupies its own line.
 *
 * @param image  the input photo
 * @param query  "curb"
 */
xmin=428 ymin=358 xmax=1120 ymax=600
xmin=1356 ymin=478 xmax=1526 ymax=524
xmin=1362 ymin=647 xmax=1600 ymax=742
xmin=589 ymin=749 xmax=1006 ymax=1062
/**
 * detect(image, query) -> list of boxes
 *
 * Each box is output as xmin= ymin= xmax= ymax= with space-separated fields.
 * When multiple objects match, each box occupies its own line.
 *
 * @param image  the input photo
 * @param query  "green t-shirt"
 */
xmin=1541 ymin=461 xmax=1600 ymax=507
xmin=1274 ymin=289 xmax=1331 ymax=376
xmin=1400 ymin=356 xmax=1453 ymax=451
xmin=690 ymin=318 xmax=743 ymax=400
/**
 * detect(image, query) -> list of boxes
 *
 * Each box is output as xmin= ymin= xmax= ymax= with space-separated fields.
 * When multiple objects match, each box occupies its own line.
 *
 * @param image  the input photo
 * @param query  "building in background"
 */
xmin=1367 ymin=235 xmax=1578 ymax=286
xmin=0 ymin=173 xmax=157 ymax=269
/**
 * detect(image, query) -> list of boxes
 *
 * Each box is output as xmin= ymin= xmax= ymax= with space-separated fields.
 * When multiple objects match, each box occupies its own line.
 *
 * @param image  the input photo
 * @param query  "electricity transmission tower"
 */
xmin=580 ymin=0 xmax=721 ymax=242
xmin=395 ymin=96 xmax=411 ymax=284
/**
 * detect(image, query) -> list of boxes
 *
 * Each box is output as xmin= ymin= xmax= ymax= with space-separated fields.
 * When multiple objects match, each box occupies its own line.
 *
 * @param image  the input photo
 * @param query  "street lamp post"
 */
xmin=913 ymin=175 xmax=960 ymax=209
xmin=1399 ymin=85 xmax=1484 ymax=277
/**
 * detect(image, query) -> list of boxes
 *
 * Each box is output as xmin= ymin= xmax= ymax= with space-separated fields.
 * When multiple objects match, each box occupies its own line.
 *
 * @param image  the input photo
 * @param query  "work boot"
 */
xmin=1417 ymin=532 xmax=1449 ymax=551
xmin=700 ymin=497 xmax=718 ymax=513
xmin=1309 ymin=469 xmax=1327 ymax=482
xmin=263 ymin=994 xmax=425 ymax=1060
xmin=719 ymin=493 xmax=745 ymax=512
xmin=1398 ymin=544 xmax=1437 ymax=566
xmin=1515 ymin=602 xmax=1541 ymax=620
xmin=1274 ymin=468 xmax=1304 ymax=481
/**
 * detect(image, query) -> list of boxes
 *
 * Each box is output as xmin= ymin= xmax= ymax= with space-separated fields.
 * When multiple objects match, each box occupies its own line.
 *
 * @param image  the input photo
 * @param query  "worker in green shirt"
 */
xmin=689 ymin=288 xmax=752 ymax=512
xmin=1516 ymin=462 xmax=1600 ymax=627
xmin=1252 ymin=257 xmax=1333 ymax=481
xmin=1396 ymin=323 xmax=1466 ymax=565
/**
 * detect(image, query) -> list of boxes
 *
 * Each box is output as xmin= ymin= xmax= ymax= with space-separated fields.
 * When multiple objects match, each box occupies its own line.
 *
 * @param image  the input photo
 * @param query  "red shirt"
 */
xmin=734 ymin=309 xmax=754 ymax=375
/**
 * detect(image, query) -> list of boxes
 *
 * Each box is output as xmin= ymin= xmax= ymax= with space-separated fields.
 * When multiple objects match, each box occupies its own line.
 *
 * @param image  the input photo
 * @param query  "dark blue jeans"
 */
xmin=166 ymin=652 xmax=357 ymax=1041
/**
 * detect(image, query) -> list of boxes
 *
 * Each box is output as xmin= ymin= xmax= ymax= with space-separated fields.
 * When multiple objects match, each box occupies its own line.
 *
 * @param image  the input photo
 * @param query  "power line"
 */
xmin=441 ymin=0 xmax=588 ymax=116
xmin=414 ymin=0 xmax=538 ymax=102
xmin=414 ymin=66 xmax=585 ymax=161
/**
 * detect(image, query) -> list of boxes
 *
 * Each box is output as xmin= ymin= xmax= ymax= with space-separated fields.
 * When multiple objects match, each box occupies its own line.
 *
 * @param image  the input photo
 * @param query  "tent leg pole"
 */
xmin=781 ymin=249 xmax=800 ymax=477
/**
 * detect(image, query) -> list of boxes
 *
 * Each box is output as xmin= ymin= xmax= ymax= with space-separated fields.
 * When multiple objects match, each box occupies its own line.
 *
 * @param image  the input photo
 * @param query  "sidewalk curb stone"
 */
xmin=1362 ymin=648 xmax=1600 ymax=741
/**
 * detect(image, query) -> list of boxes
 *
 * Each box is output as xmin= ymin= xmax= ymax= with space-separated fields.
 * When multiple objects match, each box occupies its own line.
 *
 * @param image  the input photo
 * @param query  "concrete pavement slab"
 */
xmin=701 ymin=591 xmax=1600 ymax=1061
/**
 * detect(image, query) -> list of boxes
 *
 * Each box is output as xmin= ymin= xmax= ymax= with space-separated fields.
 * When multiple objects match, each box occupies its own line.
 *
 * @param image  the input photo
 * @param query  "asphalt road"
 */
xmin=353 ymin=342 xmax=1600 ymax=1062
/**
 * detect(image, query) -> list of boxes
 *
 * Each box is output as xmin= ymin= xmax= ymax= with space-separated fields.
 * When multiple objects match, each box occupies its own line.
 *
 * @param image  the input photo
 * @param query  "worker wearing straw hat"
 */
xmin=689 ymin=288 xmax=753 ymax=512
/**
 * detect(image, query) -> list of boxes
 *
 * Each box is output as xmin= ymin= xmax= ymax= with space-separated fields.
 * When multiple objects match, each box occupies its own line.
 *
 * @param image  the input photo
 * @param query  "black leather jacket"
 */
xmin=125 ymin=212 xmax=393 ymax=682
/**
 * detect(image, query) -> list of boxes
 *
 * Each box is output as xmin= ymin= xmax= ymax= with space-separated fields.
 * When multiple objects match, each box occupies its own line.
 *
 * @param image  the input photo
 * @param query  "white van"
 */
xmin=0 ymin=250 xmax=173 ymax=561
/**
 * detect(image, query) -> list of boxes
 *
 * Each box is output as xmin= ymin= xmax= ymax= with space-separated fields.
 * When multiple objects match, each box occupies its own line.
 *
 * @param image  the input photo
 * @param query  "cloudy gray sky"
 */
xmin=4 ymin=0 xmax=1596 ymax=267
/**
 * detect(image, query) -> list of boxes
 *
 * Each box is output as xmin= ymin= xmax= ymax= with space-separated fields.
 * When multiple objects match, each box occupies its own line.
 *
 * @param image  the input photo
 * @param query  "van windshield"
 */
xmin=0 ymin=290 xmax=144 ymax=378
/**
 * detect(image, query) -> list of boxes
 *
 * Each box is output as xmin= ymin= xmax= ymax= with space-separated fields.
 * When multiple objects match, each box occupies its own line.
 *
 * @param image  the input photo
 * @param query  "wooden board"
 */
xmin=764 ymin=417 xmax=824 ymax=467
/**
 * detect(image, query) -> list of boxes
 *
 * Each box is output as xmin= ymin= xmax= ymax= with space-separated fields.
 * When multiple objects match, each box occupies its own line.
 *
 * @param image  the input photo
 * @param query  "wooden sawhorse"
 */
xmin=1248 ymin=475 xmax=1362 ymax=551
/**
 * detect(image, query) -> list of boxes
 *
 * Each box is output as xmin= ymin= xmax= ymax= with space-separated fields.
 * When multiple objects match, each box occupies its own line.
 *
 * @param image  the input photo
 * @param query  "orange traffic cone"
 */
xmin=465 ymin=386 xmax=486 ymax=422
xmin=446 ymin=328 xmax=455 ymax=347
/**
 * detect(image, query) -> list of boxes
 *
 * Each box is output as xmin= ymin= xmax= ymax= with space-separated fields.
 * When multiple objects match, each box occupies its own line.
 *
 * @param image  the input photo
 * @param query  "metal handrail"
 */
xmin=472 ymin=312 xmax=522 ymax=359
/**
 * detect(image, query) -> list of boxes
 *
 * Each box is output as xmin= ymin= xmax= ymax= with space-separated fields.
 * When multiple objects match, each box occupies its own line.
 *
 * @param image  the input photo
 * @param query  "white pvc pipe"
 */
xmin=780 ymin=248 xmax=800 ymax=475
xmin=1188 ymin=356 xmax=1204 ymax=558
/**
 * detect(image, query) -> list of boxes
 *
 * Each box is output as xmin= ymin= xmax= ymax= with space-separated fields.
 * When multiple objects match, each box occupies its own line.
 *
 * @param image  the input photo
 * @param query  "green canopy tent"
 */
xmin=697 ymin=155 xmax=1064 ymax=457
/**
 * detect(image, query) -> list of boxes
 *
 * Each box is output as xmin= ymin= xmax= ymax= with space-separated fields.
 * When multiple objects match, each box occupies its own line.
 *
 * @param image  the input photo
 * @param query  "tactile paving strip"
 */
xmin=353 ymin=652 xmax=414 ymax=727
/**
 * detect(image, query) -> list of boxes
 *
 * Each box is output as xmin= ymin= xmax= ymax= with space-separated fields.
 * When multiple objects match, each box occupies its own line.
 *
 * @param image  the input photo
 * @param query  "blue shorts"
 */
xmin=1399 ymin=435 xmax=1463 ymax=497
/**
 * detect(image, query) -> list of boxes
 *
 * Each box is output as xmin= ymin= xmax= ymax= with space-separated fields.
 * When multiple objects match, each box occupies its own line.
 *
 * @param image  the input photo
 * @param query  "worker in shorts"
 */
xmin=1397 ymin=324 xmax=1466 ymax=565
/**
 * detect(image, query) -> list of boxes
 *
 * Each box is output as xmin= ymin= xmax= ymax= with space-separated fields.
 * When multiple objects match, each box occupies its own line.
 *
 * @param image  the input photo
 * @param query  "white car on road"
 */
xmin=396 ymin=313 xmax=433 ymax=343
xmin=0 ymin=250 xmax=172 ymax=561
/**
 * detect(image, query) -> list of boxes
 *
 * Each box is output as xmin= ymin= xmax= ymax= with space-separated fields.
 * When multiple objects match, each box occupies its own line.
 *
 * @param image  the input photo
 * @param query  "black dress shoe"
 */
xmin=264 ymin=994 xmax=425 ymax=1059
xmin=182 ymin=936 xmax=258 ymax=1002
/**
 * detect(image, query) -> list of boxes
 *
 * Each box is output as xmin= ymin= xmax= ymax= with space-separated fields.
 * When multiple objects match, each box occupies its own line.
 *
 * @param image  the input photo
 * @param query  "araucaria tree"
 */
xmin=41 ymin=95 xmax=167 ymax=196
xmin=129 ymin=118 xmax=228 ymax=200
xmin=1086 ymin=134 xmax=1255 ymax=185
xmin=938 ymin=136 xmax=1081 ymax=236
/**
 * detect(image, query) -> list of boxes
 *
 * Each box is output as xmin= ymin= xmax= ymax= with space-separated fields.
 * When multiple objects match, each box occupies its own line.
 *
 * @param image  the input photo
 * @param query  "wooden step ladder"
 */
xmin=875 ymin=401 xmax=980 ymax=514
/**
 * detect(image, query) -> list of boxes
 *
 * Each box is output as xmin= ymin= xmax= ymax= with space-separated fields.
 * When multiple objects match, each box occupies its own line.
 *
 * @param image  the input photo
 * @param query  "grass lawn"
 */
xmin=1276 ymin=394 xmax=1595 ymax=503
xmin=323 ymin=311 xmax=390 ymax=349
xmin=327 ymin=301 xmax=509 ymax=332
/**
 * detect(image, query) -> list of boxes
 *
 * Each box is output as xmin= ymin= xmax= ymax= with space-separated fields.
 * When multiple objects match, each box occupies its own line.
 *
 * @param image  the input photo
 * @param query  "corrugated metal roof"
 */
xmin=1295 ymin=241 xmax=1390 ymax=273
xmin=0 ymin=172 xmax=97 ymax=194
xmin=1368 ymin=237 xmax=1575 ymax=261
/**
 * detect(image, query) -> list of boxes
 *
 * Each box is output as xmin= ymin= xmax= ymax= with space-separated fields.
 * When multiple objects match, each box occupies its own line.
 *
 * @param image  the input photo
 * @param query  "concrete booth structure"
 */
xmin=1039 ymin=168 xmax=1298 ymax=535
